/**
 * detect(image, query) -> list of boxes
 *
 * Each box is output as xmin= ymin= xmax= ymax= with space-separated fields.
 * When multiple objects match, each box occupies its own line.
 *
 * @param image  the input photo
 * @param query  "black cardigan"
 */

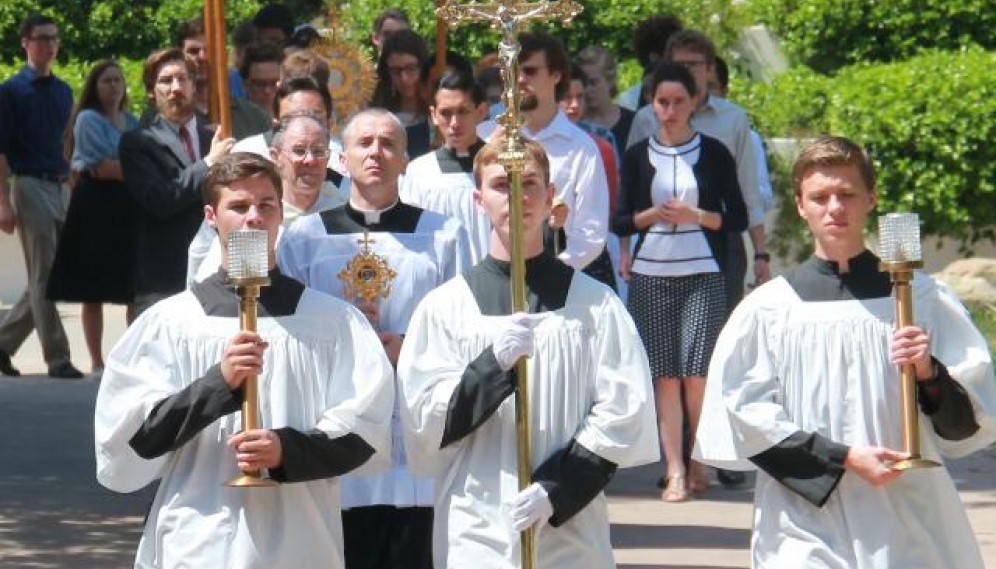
xmin=611 ymin=134 xmax=748 ymax=271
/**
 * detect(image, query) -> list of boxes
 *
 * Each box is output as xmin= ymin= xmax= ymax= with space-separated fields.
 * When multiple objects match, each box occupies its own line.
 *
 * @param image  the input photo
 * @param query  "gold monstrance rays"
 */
xmin=435 ymin=2 xmax=583 ymax=568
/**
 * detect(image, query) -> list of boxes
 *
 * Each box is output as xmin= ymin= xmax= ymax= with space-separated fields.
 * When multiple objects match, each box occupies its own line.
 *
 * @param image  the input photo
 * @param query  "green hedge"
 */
xmin=737 ymin=47 xmax=996 ymax=256
xmin=0 ymin=0 xmax=270 ymax=63
xmin=745 ymin=0 xmax=996 ymax=73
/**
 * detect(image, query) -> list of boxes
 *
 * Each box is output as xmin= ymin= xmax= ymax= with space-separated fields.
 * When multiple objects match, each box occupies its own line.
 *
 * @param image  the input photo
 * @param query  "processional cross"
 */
xmin=435 ymin=2 xmax=582 ymax=568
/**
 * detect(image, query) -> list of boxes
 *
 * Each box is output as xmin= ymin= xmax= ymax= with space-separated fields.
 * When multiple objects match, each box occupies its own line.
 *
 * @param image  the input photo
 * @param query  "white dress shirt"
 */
xmin=478 ymin=110 xmax=609 ymax=269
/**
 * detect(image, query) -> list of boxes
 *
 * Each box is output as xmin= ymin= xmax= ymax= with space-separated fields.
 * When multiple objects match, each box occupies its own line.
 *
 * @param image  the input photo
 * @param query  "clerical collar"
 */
xmin=811 ymin=249 xmax=880 ymax=276
xmin=191 ymin=267 xmax=304 ymax=317
xmin=347 ymin=198 xmax=400 ymax=225
xmin=465 ymin=251 xmax=574 ymax=314
xmin=785 ymin=249 xmax=891 ymax=302
xmin=436 ymin=140 xmax=484 ymax=174
xmin=481 ymin=252 xmax=559 ymax=275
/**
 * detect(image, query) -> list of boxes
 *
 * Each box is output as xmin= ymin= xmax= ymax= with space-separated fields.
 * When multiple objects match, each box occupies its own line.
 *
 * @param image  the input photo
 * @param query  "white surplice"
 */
xmin=695 ymin=274 xmax=996 ymax=569
xmin=397 ymin=273 xmax=659 ymax=568
xmin=399 ymin=152 xmax=491 ymax=264
xmin=94 ymin=288 xmax=394 ymax=569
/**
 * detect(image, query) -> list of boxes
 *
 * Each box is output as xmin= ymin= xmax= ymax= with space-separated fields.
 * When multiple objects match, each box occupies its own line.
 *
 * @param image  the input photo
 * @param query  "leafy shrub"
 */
xmin=0 ymin=0 xmax=267 ymax=63
xmin=745 ymin=0 xmax=996 ymax=73
xmin=827 ymin=47 xmax=996 ymax=245
xmin=737 ymin=47 xmax=996 ymax=255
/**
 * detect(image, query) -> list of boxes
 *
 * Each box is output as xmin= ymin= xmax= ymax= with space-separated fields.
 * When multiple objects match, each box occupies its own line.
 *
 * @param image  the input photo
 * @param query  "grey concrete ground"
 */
xmin=0 ymin=304 xmax=993 ymax=568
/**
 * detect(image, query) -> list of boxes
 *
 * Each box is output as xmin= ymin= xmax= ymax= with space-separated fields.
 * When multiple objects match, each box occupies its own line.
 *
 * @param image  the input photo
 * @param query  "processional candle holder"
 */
xmin=435 ymin=2 xmax=582 ymax=567
xmin=878 ymin=212 xmax=940 ymax=471
xmin=225 ymin=228 xmax=279 ymax=487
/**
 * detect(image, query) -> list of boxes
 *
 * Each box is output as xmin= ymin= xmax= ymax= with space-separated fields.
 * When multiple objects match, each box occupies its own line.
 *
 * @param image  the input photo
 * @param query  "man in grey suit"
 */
xmin=120 ymin=48 xmax=233 ymax=317
xmin=0 ymin=14 xmax=82 ymax=379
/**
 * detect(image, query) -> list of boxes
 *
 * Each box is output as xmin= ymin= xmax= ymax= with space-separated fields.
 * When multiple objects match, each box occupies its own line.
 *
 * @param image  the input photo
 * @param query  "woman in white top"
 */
xmin=612 ymin=63 xmax=747 ymax=501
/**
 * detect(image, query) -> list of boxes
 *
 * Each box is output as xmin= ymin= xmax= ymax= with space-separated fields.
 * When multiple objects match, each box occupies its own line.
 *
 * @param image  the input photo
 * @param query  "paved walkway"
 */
xmin=0 ymin=304 xmax=993 ymax=568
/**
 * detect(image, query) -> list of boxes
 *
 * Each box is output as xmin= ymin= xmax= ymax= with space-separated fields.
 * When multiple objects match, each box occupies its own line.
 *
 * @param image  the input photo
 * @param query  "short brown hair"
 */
xmin=202 ymin=152 xmax=283 ymax=208
xmin=519 ymin=32 xmax=569 ymax=101
xmin=473 ymin=131 xmax=550 ymax=188
xmin=791 ymin=136 xmax=876 ymax=196
xmin=142 ymin=48 xmax=197 ymax=93
xmin=281 ymin=50 xmax=331 ymax=88
xmin=664 ymin=29 xmax=716 ymax=65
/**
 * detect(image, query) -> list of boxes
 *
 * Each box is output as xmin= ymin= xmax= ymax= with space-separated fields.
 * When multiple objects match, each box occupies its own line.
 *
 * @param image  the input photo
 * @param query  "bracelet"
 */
xmin=754 ymin=252 xmax=771 ymax=262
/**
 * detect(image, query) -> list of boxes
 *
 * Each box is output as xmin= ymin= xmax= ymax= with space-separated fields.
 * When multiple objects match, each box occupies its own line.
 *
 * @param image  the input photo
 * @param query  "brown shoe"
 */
xmin=689 ymin=461 xmax=711 ymax=494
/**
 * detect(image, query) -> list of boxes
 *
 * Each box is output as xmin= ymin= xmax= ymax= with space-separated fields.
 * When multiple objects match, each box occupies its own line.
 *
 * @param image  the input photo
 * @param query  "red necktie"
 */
xmin=179 ymin=126 xmax=197 ymax=162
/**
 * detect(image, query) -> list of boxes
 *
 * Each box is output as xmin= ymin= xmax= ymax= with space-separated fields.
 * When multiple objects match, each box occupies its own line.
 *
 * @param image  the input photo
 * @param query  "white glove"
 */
xmin=510 ymin=482 xmax=554 ymax=532
xmin=493 ymin=313 xmax=542 ymax=371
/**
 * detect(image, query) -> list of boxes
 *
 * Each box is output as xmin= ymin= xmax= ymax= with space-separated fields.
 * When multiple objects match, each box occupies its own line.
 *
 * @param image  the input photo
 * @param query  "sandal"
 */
xmin=661 ymin=474 xmax=689 ymax=502
xmin=689 ymin=462 xmax=710 ymax=494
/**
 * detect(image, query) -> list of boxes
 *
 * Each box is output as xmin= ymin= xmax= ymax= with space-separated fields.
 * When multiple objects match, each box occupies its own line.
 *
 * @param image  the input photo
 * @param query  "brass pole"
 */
xmin=882 ymin=263 xmax=939 ymax=471
xmin=227 ymin=283 xmax=278 ymax=487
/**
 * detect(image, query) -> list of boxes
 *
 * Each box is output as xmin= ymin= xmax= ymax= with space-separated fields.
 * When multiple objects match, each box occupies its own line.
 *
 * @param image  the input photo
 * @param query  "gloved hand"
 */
xmin=493 ymin=313 xmax=542 ymax=371
xmin=510 ymin=482 xmax=554 ymax=532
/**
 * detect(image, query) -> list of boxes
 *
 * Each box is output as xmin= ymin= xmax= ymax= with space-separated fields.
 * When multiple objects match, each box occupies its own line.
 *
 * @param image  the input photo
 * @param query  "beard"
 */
xmin=159 ymin=96 xmax=194 ymax=123
xmin=520 ymin=94 xmax=539 ymax=112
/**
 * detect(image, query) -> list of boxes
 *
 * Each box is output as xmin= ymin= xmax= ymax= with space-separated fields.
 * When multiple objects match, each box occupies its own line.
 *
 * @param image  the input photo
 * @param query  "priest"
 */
xmin=396 ymin=136 xmax=659 ymax=568
xmin=277 ymin=108 xmax=472 ymax=569
xmin=694 ymin=136 xmax=996 ymax=568
xmin=94 ymin=153 xmax=394 ymax=568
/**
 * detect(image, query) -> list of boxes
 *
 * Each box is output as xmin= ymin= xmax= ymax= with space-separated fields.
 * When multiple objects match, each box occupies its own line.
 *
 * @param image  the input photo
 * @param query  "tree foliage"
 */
xmin=744 ymin=0 xmax=996 ymax=74
xmin=0 ymin=0 xmax=268 ymax=63
xmin=738 ymin=47 xmax=996 ymax=254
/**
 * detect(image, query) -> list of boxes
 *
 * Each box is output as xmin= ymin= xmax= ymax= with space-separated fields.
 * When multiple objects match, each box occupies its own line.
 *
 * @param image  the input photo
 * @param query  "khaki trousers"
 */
xmin=0 ymin=175 xmax=71 ymax=367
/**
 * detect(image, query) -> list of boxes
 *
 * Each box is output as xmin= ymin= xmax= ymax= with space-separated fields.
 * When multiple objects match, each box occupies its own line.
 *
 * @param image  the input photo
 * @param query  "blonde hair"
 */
xmin=473 ymin=131 xmax=550 ymax=187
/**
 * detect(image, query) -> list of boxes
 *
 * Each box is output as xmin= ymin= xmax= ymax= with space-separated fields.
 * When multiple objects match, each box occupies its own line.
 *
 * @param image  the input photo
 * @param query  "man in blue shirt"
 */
xmin=0 ymin=14 xmax=82 ymax=379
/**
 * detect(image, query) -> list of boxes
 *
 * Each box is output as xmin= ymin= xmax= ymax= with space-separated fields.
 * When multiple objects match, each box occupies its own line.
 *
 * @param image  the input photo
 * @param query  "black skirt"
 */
xmin=628 ymin=272 xmax=726 ymax=378
xmin=47 ymin=173 xmax=136 ymax=304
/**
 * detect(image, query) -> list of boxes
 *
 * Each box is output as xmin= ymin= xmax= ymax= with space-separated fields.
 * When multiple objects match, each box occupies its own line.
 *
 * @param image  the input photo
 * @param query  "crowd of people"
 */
xmin=2 ymin=5 xmax=995 ymax=569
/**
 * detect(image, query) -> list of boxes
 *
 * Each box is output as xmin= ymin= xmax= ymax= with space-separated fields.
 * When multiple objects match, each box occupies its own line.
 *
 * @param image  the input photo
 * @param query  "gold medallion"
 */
xmin=337 ymin=231 xmax=397 ymax=302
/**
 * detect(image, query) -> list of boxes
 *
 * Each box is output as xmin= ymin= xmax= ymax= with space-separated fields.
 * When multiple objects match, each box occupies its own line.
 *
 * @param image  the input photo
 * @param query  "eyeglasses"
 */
xmin=672 ymin=59 xmax=709 ymax=70
xmin=389 ymin=64 xmax=420 ymax=77
xmin=280 ymin=146 xmax=330 ymax=161
xmin=247 ymin=79 xmax=279 ymax=91
xmin=27 ymin=34 xmax=60 ymax=44
xmin=520 ymin=65 xmax=547 ymax=77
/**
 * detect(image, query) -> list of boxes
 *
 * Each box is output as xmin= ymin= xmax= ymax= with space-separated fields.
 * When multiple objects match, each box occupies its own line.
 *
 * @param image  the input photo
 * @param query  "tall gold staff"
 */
xmin=436 ymin=3 xmax=582 ymax=567
xmin=878 ymin=212 xmax=939 ymax=471
xmin=204 ymin=0 xmax=232 ymax=138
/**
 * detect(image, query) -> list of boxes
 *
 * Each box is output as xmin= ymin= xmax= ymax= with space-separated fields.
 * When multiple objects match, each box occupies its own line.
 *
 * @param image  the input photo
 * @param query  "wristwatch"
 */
xmin=754 ymin=252 xmax=771 ymax=262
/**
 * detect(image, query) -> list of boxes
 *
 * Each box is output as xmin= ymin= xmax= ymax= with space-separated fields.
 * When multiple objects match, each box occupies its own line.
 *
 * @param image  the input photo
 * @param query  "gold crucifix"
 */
xmin=435 ymin=2 xmax=582 ymax=569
